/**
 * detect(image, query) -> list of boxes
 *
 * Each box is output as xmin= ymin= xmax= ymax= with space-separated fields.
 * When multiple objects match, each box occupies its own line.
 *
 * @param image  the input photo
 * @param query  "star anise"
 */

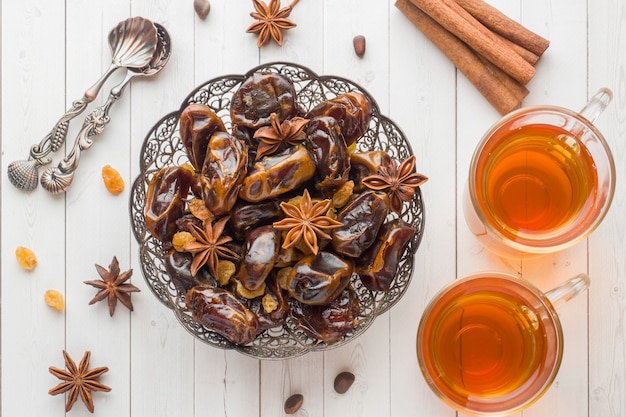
xmin=254 ymin=113 xmax=310 ymax=159
xmin=183 ymin=216 xmax=239 ymax=278
xmin=48 ymin=350 xmax=111 ymax=413
xmin=246 ymin=0 xmax=299 ymax=47
xmin=362 ymin=155 xmax=428 ymax=215
xmin=84 ymin=256 xmax=140 ymax=317
xmin=273 ymin=189 xmax=343 ymax=255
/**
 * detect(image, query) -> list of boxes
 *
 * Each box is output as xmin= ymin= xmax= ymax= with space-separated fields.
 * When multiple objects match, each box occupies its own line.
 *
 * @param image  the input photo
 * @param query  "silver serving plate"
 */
xmin=129 ymin=62 xmax=425 ymax=359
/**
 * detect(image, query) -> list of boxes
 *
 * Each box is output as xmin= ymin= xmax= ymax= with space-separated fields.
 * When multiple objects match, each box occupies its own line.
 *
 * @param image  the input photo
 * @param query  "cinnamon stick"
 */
xmin=453 ymin=0 xmax=550 ymax=56
xmin=497 ymin=34 xmax=540 ymax=65
xmin=407 ymin=0 xmax=535 ymax=85
xmin=479 ymin=55 xmax=529 ymax=103
xmin=395 ymin=0 xmax=524 ymax=115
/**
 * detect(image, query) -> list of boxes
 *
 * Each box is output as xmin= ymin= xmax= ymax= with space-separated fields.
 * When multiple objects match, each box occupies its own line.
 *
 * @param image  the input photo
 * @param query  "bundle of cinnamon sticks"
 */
xmin=396 ymin=0 xmax=549 ymax=115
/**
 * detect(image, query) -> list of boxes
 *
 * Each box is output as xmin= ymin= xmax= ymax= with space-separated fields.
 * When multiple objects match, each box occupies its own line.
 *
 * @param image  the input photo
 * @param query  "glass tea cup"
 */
xmin=416 ymin=272 xmax=590 ymax=416
xmin=464 ymin=88 xmax=615 ymax=258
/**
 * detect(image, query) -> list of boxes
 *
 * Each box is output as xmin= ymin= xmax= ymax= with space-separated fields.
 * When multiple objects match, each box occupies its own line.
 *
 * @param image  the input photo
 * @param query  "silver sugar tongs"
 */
xmin=7 ymin=17 xmax=159 ymax=192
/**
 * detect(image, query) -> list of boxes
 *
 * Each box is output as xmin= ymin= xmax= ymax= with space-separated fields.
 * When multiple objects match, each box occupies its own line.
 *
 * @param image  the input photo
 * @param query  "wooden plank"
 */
xmin=0 ymin=1 xmax=67 ymax=416
xmin=520 ymin=0 xmax=589 ymax=416
xmin=63 ymin=2 xmax=136 ymax=416
xmin=321 ymin=1 xmax=392 ymax=417
xmin=389 ymin=0 xmax=458 ymax=415
xmin=192 ymin=2 xmax=262 ymax=416
xmin=127 ymin=2 xmax=196 ymax=416
xmin=255 ymin=0 xmax=326 ymax=415
xmin=588 ymin=1 xmax=626 ymax=417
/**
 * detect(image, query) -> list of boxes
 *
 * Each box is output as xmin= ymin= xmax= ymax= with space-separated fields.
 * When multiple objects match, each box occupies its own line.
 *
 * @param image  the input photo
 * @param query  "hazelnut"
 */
xmin=284 ymin=393 xmax=304 ymax=414
xmin=334 ymin=371 xmax=355 ymax=394
xmin=194 ymin=0 xmax=211 ymax=20
xmin=353 ymin=35 xmax=366 ymax=58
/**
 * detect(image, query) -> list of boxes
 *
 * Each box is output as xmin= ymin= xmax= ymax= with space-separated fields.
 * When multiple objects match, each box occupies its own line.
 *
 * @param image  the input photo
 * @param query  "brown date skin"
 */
xmin=196 ymin=131 xmax=248 ymax=216
xmin=230 ymin=72 xmax=298 ymax=129
xmin=230 ymin=199 xmax=283 ymax=240
xmin=239 ymin=145 xmax=316 ymax=203
xmin=331 ymin=191 xmax=389 ymax=258
xmin=356 ymin=219 xmax=416 ymax=292
xmin=175 ymin=214 xmax=203 ymax=235
xmin=163 ymin=250 xmax=216 ymax=293
xmin=305 ymin=91 xmax=372 ymax=146
xmin=239 ymin=274 xmax=290 ymax=330
xmin=179 ymin=103 xmax=226 ymax=170
xmin=185 ymin=285 xmax=261 ymax=345
xmin=145 ymin=166 xmax=194 ymax=243
xmin=286 ymin=251 xmax=354 ymax=305
xmin=349 ymin=151 xmax=392 ymax=193
xmin=289 ymin=286 xmax=360 ymax=344
xmin=237 ymin=225 xmax=281 ymax=291
xmin=305 ymin=116 xmax=351 ymax=197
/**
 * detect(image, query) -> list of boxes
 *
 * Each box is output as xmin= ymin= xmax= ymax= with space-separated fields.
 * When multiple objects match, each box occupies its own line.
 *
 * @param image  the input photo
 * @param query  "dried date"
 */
xmin=290 ymin=286 xmax=360 ymax=344
xmin=145 ymin=166 xmax=194 ymax=243
xmin=230 ymin=199 xmax=283 ymax=240
xmin=180 ymin=103 xmax=226 ymax=170
xmin=237 ymin=225 xmax=281 ymax=291
xmin=331 ymin=191 xmax=389 ymax=257
xmin=286 ymin=251 xmax=353 ymax=305
xmin=185 ymin=285 xmax=261 ymax=345
xmin=239 ymin=145 xmax=315 ymax=202
xmin=356 ymin=219 xmax=415 ymax=291
xmin=306 ymin=91 xmax=372 ymax=146
xmin=305 ymin=116 xmax=351 ymax=197
xmin=230 ymin=72 xmax=298 ymax=129
xmin=349 ymin=151 xmax=392 ymax=192
xmin=197 ymin=131 xmax=248 ymax=216
xmin=164 ymin=250 xmax=216 ymax=293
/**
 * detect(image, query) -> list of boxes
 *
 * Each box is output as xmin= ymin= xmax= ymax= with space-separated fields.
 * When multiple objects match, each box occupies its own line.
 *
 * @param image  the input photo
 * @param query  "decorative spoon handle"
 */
xmin=40 ymin=73 xmax=131 ymax=194
xmin=27 ymin=65 xmax=119 ymax=167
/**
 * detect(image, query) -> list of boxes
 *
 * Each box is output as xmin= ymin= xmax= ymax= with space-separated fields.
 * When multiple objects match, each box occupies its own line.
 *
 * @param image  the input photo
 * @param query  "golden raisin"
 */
xmin=287 ymin=195 xmax=302 ymax=208
xmin=332 ymin=180 xmax=354 ymax=208
xmin=235 ymin=280 xmax=266 ymax=299
xmin=275 ymin=247 xmax=303 ymax=268
xmin=101 ymin=164 xmax=125 ymax=195
xmin=216 ymin=260 xmax=236 ymax=285
xmin=15 ymin=246 xmax=38 ymax=270
xmin=44 ymin=289 xmax=65 ymax=310
xmin=189 ymin=198 xmax=212 ymax=222
xmin=262 ymin=293 xmax=278 ymax=313
xmin=276 ymin=267 xmax=292 ymax=290
xmin=172 ymin=231 xmax=195 ymax=252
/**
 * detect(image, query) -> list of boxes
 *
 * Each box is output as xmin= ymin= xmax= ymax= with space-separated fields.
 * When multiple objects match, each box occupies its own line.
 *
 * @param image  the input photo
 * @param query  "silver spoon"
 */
xmin=7 ymin=17 xmax=159 ymax=192
xmin=40 ymin=23 xmax=172 ymax=194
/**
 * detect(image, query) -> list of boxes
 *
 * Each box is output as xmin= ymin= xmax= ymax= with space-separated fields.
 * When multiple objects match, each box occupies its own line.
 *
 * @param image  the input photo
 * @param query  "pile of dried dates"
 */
xmin=143 ymin=71 xmax=426 ymax=346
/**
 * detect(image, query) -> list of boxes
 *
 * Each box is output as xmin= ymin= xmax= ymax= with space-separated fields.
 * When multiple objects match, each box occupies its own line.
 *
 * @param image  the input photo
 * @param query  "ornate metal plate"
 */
xmin=130 ymin=62 xmax=425 ymax=359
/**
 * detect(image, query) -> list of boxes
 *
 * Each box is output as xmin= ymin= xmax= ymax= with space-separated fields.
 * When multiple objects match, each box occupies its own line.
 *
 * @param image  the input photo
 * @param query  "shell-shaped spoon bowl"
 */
xmin=109 ymin=17 xmax=158 ymax=69
xmin=7 ymin=159 xmax=40 ymax=191
xmin=39 ymin=168 xmax=73 ymax=195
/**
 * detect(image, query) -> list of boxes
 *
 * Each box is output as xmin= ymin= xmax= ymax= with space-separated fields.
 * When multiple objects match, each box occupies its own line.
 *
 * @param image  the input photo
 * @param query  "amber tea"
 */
xmin=475 ymin=122 xmax=597 ymax=238
xmin=416 ymin=273 xmax=589 ymax=416
xmin=464 ymin=90 xmax=615 ymax=256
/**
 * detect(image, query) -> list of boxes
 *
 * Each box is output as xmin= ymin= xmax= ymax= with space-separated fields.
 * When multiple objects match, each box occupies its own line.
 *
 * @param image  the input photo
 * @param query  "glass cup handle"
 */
xmin=545 ymin=274 xmax=591 ymax=309
xmin=579 ymin=88 xmax=612 ymax=124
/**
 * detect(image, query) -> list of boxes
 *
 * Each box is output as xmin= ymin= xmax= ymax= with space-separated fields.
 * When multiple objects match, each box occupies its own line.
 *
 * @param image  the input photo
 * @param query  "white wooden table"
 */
xmin=2 ymin=1 xmax=624 ymax=416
